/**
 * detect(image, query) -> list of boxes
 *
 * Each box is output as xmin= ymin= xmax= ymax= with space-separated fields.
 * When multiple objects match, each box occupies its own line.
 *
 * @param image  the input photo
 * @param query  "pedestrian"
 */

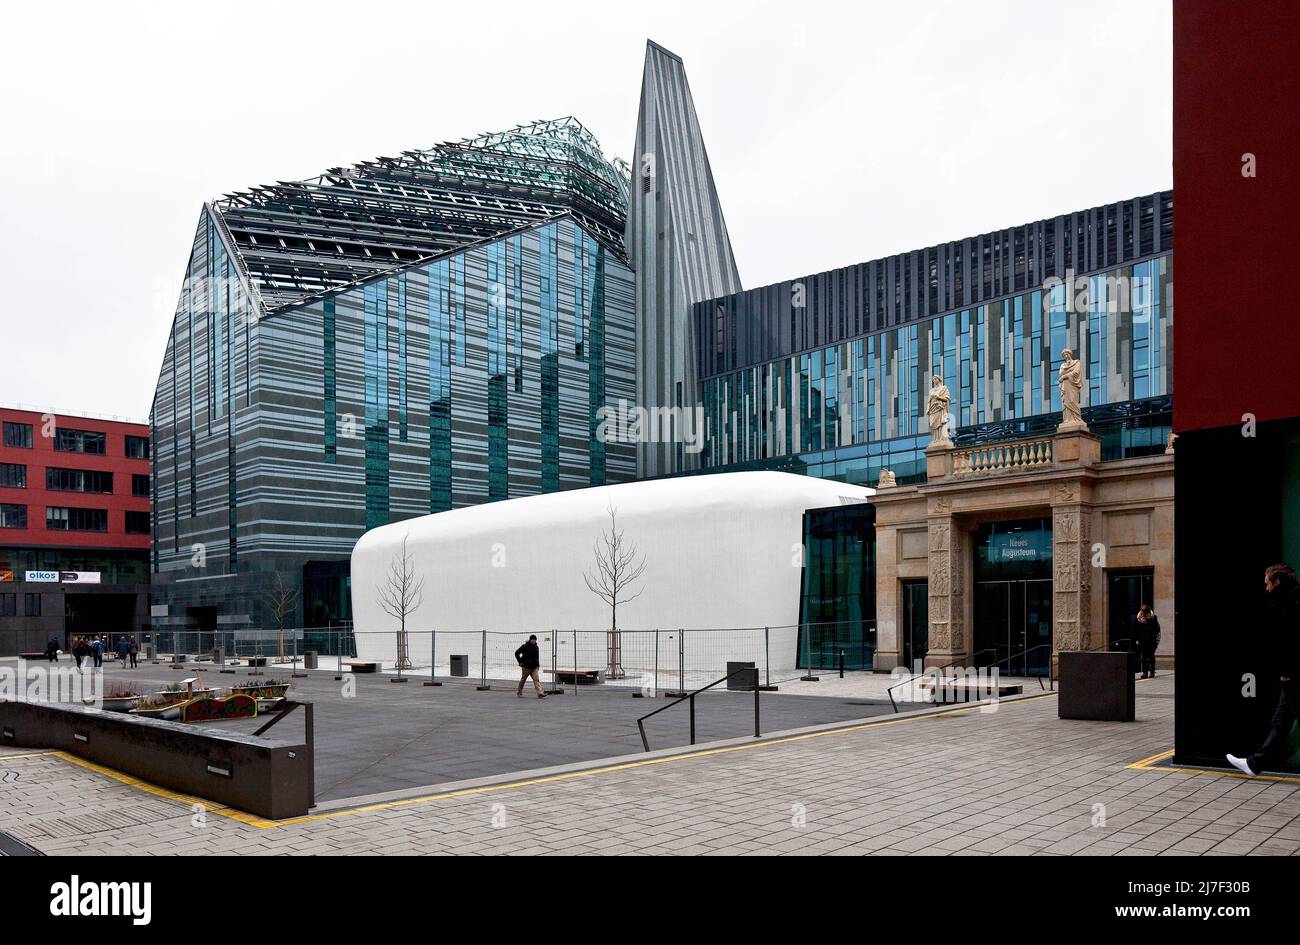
xmin=90 ymin=636 xmax=104 ymax=669
xmin=116 ymin=636 xmax=130 ymax=667
xmin=1134 ymin=604 xmax=1160 ymax=678
xmin=72 ymin=637 xmax=89 ymax=672
xmin=128 ymin=636 xmax=139 ymax=669
xmin=514 ymin=634 xmax=546 ymax=699
xmin=1228 ymin=563 xmax=1300 ymax=777
xmin=45 ymin=637 xmax=59 ymax=662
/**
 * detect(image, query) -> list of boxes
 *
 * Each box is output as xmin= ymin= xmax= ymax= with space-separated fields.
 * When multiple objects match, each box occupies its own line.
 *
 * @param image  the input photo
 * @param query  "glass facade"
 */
xmin=700 ymin=254 xmax=1173 ymax=487
xmin=797 ymin=503 xmax=877 ymax=670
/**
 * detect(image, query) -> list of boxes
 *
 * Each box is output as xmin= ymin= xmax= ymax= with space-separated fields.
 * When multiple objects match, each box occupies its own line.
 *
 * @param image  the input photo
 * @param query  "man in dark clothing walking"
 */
xmin=1228 ymin=563 xmax=1300 ymax=777
xmin=1135 ymin=604 xmax=1161 ymax=678
xmin=514 ymin=634 xmax=545 ymax=699
xmin=116 ymin=636 xmax=130 ymax=667
xmin=128 ymin=637 xmax=139 ymax=669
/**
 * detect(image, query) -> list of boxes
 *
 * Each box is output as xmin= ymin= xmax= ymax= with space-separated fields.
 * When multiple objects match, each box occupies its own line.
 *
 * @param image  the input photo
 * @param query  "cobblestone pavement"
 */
xmin=1 ymin=673 xmax=1298 ymax=855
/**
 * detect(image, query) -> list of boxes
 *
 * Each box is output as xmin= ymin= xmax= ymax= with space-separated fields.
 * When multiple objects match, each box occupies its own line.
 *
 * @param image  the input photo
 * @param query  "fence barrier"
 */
xmin=142 ymin=621 xmax=877 ymax=693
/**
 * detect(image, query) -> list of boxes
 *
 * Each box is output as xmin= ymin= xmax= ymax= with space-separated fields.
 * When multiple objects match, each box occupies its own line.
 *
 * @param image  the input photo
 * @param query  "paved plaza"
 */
xmin=2 ymin=671 xmax=1299 ymax=855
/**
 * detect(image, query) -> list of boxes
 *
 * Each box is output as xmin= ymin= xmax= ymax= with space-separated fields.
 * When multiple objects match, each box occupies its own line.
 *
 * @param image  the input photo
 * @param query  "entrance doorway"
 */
xmin=973 ymin=517 xmax=1053 ymax=676
xmin=1107 ymin=568 xmax=1155 ymax=650
xmin=900 ymin=579 xmax=928 ymax=669
xmin=974 ymin=579 xmax=1053 ymax=675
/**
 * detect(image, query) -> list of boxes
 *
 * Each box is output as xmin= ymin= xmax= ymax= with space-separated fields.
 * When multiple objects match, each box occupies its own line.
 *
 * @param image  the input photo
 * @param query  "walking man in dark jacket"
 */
xmin=116 ymin=636 xmax=130 ymax=667
xmin=1135 ymin=604 xmax=1160 ymax=678
xmin=514 ymin=634 xmax=546 ymax=699
xmin=1228 ymin=563 xmax=1300 ymax=776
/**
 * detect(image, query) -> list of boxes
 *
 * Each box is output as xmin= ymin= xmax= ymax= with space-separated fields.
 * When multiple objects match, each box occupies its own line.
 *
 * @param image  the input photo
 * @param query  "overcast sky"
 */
xmin=1 ymin=0 xmax=1172 ymax=420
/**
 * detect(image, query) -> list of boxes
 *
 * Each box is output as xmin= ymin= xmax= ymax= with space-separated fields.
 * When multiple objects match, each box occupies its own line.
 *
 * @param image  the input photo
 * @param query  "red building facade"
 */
xmin=0 ymin=406 xmax=152 ymax=655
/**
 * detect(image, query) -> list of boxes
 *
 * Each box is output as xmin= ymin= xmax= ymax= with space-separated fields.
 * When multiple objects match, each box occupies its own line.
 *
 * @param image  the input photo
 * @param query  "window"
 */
xmin=46 ymin=468 xmax=113 ymax=493
xmin=125 ymin=435 xmax=150 ymax=459
xmin=24 ymin=593 xmax=40 ymax=617
xmin=131 ymin=474 xmax=150 ymax=497
xmin=0 ymin=463 xmax=26 ymax=488
xmin=0 ymin=594 xmax=14 ymax=617
xmin=46 ymin=507 xmax=108 ymax=532
xmin=0 ymin=503 xmax=26 ymax=528
xmin=125 ymin=510 xmax=150 ymax=534
xmin=54 ymin=428 xmax=106 ymax=455
xmin=3 ymin=422 xmax=32 ymax=449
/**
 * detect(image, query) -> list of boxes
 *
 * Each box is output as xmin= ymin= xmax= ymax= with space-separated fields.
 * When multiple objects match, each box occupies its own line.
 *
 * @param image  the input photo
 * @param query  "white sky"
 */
xmin=0 ymin=0 xmax=1171 ymax=420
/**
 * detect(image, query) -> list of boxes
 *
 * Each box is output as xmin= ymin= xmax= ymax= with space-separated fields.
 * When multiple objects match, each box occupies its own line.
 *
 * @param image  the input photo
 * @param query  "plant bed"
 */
xmin=231 ymin=679 xmax=291 ymax=699
xmin=153 ymin=684 xmax=217 ymax=705
xmin=180 ymin=693 xmax=257 ymax=723
xmin=130 ymin=697 xmax=189 ymax=721
xmin=85 ymin=685 xmax=145 ymax=713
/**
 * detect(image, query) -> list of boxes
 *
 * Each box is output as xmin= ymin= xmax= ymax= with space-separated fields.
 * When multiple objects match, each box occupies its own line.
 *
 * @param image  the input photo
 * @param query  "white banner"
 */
xmin=60 ymin=571 xmax=101 ymax=584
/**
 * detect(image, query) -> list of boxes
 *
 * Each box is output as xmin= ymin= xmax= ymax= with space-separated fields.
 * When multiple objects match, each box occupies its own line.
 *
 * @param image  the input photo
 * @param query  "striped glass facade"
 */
xmin=695 ymin=193 xmax=1173 ymax=486
xmin=151 ymin=215 xmax=634 ymax=631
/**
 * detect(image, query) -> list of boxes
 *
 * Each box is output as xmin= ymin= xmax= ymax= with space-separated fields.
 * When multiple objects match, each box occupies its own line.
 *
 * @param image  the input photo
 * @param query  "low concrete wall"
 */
xmin=0 ymin=701 xmax=311 ymax=820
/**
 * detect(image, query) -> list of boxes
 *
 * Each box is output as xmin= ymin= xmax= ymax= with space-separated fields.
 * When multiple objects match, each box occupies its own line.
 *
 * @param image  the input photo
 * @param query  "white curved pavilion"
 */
xmin=350 ymin=471 xmax=872 ymax=675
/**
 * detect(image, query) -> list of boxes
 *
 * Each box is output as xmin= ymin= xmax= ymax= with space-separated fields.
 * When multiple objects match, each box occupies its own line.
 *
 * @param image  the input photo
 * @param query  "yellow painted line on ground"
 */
xmin=1127 ymin=748 xmax=1300 ymax=784
xmin=0 ymin=750 xmax=60 ymax=762
xmin=28 ymin=690 xmax=1060 ymax=830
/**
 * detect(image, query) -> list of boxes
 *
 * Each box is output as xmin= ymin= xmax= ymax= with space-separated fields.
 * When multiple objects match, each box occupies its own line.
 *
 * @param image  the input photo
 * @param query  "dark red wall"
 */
xmin=1173 ymin=0 xmax=1300 ymax=433
xmin=0 ymin=407 xmax=150 ymax=552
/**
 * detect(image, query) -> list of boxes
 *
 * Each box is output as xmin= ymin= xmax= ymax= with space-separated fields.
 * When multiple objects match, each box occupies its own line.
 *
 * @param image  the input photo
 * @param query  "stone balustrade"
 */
xmin=951 ymin=437 xmax=1054 ymax=477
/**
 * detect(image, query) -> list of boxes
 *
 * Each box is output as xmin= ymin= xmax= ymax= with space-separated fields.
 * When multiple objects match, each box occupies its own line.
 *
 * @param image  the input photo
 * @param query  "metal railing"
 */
xmin=886 ymin=648 xmax=995 ymax=712
xmin=635 ymin=667 xmax=762 ymax=752
xmin=144 ymin=622 xmax=875 ymax=694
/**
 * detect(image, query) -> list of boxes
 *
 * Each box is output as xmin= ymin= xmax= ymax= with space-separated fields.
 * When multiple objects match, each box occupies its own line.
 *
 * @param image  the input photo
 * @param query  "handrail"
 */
xmin=636 ymin=667 xmax=760 ymax=752
xmin=984 ymin=644 xmax=1055 ymax=691
xmin=886 ymin=648 xmax=996 ymax=712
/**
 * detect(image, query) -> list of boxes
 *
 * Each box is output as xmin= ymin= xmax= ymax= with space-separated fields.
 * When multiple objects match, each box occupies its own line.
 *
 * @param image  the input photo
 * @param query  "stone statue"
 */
xmin=925 ymin=375 xmax=952 ymax=446
xmin=1165 ymin=432 xmax=1178 ymax=454
xmin=1058 ymin=349 xmax=1085 ymax=430
xmin=877 ymin=468 xmax=897 ymax=488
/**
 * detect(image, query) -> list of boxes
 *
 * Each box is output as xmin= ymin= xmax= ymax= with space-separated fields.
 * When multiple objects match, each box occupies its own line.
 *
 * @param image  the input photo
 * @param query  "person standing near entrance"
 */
xmin=1135 ymin=604 xmax=1160 ymax=678
xmin=1228 ymin=563 xmax=1300 ymax=777
xmin=514 ymin=634 xmax=545 ymax=699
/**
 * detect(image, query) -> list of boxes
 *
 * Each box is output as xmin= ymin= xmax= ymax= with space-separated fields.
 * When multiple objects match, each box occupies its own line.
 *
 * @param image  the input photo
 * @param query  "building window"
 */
xmin=132 ymin=474 xmax=150 ymax=497
xmin=54 ymin=428 xmax=107 ymax=455
xmin=0 ymin=594 xmax=15 ymax=617
xmin=46 ymin=507 xmax=108 ymax=532
xmin=3 ymin=422 xmax=32 ymax=449
xmin=46 ymin=468 xmax=113 ymax=493
xmin=0 ymin=503 xmax=26 ymax=528
xmin=125 ymin=435 xmax=150 ymax=459
xmin=24 ymin=593 xmax=40 ymax=617
xmin=0 ymin=462 xmax=26 ymax=488
xmin=125 ymin=510 xmax=150 ymax=534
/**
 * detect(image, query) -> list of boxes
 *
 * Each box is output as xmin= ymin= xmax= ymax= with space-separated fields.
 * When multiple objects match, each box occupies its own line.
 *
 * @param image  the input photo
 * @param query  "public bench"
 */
xmin=343 ymin=660 xmax=381 ymax=674
xmin=546 ymin=668 xmax=604 ymax=685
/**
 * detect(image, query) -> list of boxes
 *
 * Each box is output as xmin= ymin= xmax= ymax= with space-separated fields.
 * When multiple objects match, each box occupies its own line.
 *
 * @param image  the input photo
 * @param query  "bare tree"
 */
xmin=376 ymin=533 xmax=425 ymax=671
xmin=583 ymin=504 xmax=647 ymax=679
xmin=266 ymin=572 xmax=299 ymax=662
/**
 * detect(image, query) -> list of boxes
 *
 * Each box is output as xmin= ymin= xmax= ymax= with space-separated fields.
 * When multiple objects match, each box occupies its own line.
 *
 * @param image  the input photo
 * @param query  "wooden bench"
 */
xmin=19 ymin=652 xmax=48 ymax=661
xmin=545 ymin=668 xmax=604 ymax=685
xmin=343 ymin=660 xmax=381 ymax=674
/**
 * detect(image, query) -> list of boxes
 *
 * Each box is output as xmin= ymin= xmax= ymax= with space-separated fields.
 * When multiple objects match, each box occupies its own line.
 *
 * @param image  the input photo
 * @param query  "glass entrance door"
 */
xmin=974 ymin=579 xmax=1053 ymax=676
xmin=901 ymin=579 xmax=928 ymax=670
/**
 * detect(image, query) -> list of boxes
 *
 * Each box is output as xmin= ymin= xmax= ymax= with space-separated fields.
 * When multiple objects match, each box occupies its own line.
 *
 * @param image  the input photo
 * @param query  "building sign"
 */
xmin=0 ymin=570 xmax=13 ymax=583
xmin=988 ymin=532 xmax=1048 ymax=563
xmin=60 ymin=571 xmax=102 ymax=584
xmin=25 ymin=570 xmax=59 ymax=583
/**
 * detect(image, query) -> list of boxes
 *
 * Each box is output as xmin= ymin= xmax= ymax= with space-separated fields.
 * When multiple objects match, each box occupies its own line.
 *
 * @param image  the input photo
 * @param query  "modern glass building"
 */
xmin=693 ymin=192 xmax=1174 ymax=487
xmin=149 ymin=119 xmax=636 ymax=637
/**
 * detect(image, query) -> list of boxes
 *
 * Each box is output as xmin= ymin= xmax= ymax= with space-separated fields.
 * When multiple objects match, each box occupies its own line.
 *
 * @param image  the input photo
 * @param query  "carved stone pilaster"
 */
xmin=926 ymin=514 xmax=964 ymax=663
xmin=1052 ymin=503 xmax=1093 ymax=653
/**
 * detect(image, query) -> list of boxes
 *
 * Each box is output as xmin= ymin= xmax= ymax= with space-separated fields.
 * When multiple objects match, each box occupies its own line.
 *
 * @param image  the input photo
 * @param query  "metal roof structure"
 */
xmin=210 ymin=117 xmax=630 ymax=313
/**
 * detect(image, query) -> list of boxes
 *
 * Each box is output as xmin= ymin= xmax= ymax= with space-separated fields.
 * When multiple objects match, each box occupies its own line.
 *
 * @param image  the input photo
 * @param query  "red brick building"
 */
xmin=0 ymin=406 xmax=151 ymax=656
